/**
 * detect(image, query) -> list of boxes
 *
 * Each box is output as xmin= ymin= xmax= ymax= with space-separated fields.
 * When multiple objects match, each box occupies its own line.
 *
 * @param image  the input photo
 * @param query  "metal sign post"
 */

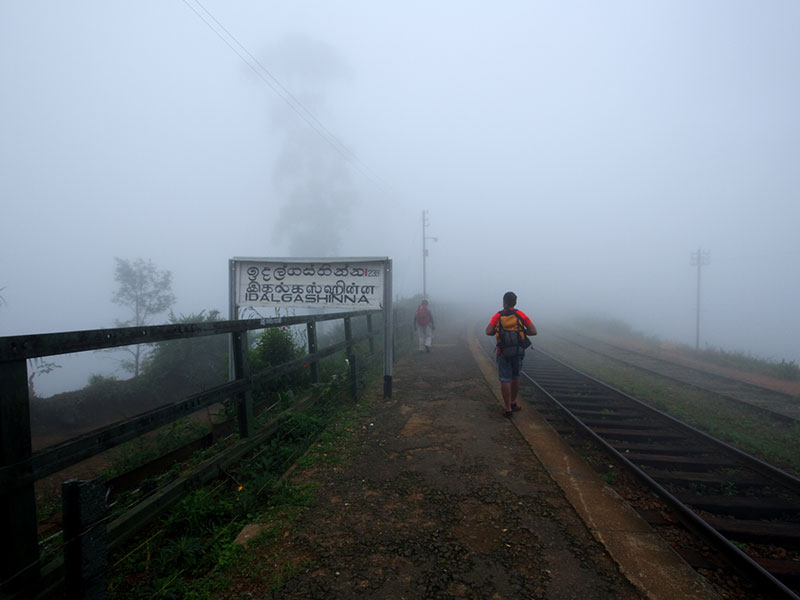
xmin=383 ymin=259 xmax=393 ymax=398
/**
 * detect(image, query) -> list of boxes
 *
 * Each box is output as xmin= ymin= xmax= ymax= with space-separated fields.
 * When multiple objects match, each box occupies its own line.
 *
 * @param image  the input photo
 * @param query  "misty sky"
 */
xmin=2 ymin=1 xmax=799 ymax=394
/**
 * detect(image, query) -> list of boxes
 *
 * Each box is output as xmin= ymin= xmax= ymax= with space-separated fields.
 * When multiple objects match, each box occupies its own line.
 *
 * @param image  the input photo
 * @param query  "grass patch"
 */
xmin=208 ymin=378 xmax=377 ymax=597
xmin=296 ymin=395 xmax=372 ymax=471
xmin=106 ymin=348 xmax=385 ymax=599
xmin=688 ymin=345 xmax=800 ymax=382
xmin=567 ymin=317 xmax=800 ymax=382
xmin=106 ymin=417 xmax=209 ymax=480
xmin=599 ymin=469 xmax=619 ymax=485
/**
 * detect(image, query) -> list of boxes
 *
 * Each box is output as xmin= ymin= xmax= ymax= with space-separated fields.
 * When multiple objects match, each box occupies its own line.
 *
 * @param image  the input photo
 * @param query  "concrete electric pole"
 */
xmin=422 ymin=210 xmax=437 ymax=298
xmin=690 ymin=248 xmax=711 ymax=350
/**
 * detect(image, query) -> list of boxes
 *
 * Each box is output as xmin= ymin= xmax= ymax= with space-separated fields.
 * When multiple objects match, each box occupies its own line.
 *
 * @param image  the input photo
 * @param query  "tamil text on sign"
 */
xmin=233 ymin=259 xmax=386 ymax=309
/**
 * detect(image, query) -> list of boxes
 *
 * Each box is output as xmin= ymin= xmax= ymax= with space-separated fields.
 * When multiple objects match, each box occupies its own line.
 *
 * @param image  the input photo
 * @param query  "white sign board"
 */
xmin=232 ymin=258 xmax=387 ymax=309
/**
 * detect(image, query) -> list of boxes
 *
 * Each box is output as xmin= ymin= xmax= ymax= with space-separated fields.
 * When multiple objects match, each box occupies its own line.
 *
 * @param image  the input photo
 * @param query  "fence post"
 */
xmin=0 ymin=359 xmax=40 ymax=593
xmin=231 ymin=330 xmax=253 ymax=438
xmin=62 ymin=478 xmax=108 ymax=600
xmin=306 ymin=321 xmax=319 ymax=384
xmin=344 ymin=317 xmax=358 ymax=401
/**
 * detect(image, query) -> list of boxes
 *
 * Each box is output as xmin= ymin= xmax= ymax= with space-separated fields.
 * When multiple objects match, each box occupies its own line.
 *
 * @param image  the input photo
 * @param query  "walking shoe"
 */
xmin=504 ymin=410 xmax=513 ymax=418
xmin=511 ymin=403 xmax=522 ymax=412
xmin=425 ymin=346 xmax=430 ymax=352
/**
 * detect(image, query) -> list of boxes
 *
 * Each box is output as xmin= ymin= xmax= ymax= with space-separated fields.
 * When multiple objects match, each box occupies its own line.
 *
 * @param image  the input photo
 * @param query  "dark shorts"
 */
xmin=496 ymin=353 xmax=523 ymax=382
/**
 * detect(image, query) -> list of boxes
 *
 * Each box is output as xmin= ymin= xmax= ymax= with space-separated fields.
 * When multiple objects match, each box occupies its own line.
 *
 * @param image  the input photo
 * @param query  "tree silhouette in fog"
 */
xmin=112 ymin=257 xmax=175 ymax=377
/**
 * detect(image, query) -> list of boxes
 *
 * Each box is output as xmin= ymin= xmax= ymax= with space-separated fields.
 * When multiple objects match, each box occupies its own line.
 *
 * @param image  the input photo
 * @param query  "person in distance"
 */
xmin=413 ymin=299 xmax=435 ymax=352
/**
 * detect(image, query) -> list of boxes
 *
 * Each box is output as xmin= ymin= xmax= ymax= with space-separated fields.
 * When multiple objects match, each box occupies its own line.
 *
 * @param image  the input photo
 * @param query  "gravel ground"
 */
xmin=221 ymin=324 xmax=645 ymax=599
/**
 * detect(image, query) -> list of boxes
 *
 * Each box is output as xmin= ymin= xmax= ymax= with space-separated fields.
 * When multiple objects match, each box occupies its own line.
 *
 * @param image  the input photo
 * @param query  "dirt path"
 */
xmin=223 ymin=323 xmax=645 ymax=599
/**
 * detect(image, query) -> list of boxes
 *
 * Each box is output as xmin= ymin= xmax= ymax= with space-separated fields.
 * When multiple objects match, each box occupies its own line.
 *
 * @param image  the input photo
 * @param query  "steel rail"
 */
xmin=559 ymin=329 xmax=799 ymax=399
xmin=551 ymin=330 xmax=800 ymax=424
xmin=528 ymin=347 xmax=800 ymax=493
xmin=523 ymin=352 xmax=799 ymax=599
xmin=480 ymin=334 xmax=800 ymax=599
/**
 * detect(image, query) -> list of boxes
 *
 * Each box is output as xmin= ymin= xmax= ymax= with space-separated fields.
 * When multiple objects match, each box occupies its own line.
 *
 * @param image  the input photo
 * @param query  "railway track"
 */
xmin=552 ymin=331 xmax=800 ymax=423
xmin=480 ymin=335 xmax=800 ymax=599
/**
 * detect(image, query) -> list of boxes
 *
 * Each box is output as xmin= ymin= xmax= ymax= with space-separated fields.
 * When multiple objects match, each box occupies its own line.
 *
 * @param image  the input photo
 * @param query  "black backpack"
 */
xmin=496 ymin=309 xmax=532 ymax=358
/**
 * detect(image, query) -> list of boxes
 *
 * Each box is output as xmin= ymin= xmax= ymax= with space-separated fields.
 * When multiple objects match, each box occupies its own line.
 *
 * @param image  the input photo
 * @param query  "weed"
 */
xmin=105 ymin=317 xmax=408 ymax=598
xmin=104 ymin=417 xmax=207 ymax=480
xmin=600 ymin=470 xmax=618 ymax=485
xmin=35 ymin=492 xmax=62 ymax=526
xmin=731 ymin=540 xmax=749 ymax=551
xmin=107 ymin=388 xmax=360 ymax=595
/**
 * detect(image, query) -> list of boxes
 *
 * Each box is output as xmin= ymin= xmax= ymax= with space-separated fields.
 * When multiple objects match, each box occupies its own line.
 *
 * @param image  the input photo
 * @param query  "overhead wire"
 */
xmin=189 ymin=0 xmax=353 ymax=158
xmin=179 ymin=0 xmax=392 ymax=195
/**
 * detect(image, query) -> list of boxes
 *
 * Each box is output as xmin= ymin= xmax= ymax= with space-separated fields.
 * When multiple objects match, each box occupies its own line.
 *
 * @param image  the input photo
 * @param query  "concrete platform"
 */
xmin=468 ymin=326 xmax=721 ymax=599
xmin=234 ymin=323 xmax=722 ymax=598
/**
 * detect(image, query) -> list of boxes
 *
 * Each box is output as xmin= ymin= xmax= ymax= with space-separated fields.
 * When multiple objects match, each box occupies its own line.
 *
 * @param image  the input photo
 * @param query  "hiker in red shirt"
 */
xmin=486 ymin=291 xmax=537 ymax=417
xmin=414 ymin=299 xmax=435 ymax=352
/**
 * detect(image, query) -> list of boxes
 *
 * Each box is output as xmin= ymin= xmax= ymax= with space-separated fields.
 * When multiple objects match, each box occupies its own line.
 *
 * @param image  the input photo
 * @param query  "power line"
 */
xmin=179 ymin=0 xmax=391 ymax=194
xmin=186 ymin=0 xmax=350 ymax=156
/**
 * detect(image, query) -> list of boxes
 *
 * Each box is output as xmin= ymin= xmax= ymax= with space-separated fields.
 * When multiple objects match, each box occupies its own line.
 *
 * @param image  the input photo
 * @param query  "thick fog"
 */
xmin=2 ymin=2 xmax=799 ymax=395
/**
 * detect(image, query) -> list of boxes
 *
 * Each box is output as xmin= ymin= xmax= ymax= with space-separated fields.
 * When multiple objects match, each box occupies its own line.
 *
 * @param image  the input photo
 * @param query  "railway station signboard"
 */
xmin=228 ymin=256 xmax=394 ymax=397
xmin=230 ymin=257 xmax=388 ymax=310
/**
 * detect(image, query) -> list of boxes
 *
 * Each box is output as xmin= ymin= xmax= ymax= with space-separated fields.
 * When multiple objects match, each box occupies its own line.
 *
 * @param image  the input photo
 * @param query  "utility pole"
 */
xmin=690 ymin=248 xmax=711 ymax=350
xmin=422 ymin=210 xmax=437 ymax=298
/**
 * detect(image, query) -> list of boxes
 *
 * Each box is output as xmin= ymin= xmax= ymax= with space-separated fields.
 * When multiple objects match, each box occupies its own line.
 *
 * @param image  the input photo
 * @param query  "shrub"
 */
xmin=249 ymin=327 xmax=307 ymax=399
xmin=142 ymin=310 xmax=229 ymax=394
xmin=775 ymin=360 xmax=800 ymax=381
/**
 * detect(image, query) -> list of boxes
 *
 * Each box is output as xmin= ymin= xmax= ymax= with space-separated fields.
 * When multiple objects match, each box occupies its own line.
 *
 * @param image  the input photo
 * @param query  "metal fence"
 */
xmin=0 ymin=308 xmax=397 ymax=597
